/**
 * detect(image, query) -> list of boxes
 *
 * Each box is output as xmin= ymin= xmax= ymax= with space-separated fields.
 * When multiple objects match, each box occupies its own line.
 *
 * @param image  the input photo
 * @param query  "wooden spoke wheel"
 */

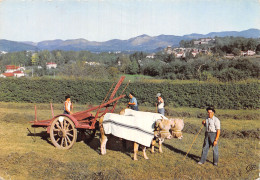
xmin=50 ymin=116 xmax=77 ymax=149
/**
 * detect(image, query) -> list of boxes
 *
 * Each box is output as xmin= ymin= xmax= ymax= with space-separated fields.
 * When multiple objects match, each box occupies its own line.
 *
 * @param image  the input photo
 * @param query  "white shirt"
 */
xmin=64 ymin=100 xmax=71 ymax=112
xmin=205 ymin=116 xmax=220 ymax=132
xmin=158 ymin=97 xmax=164 ymax=109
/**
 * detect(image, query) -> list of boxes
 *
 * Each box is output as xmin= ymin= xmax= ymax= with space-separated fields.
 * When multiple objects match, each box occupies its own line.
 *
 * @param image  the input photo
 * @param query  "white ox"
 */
xmin=99 ymin=109 xmax=184 ymax=160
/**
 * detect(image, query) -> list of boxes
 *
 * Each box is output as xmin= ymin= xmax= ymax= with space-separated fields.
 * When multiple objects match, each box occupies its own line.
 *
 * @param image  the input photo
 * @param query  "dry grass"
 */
xmin=0 ymin=102 xmax=259 ymax=180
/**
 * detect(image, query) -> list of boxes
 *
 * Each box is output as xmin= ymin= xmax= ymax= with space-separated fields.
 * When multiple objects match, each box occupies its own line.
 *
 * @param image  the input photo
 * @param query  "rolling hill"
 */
xmin=1 ymin=28 xmax=259 ymax=53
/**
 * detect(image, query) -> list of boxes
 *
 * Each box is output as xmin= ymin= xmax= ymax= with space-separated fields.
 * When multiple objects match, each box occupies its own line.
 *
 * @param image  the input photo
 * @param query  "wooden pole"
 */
xmin=121 ymin=80 xmax=130 ymax=95
xmin=111 ymin=80 xmax=130 ymax=113
xmin=50 ymin=103 xmax=54 ymax=118
xmin=101 ymin=82 xmax=115 ymax=104
xmin=183 ymin=124 xmax=204 ymax=160
xmin=109 ymin=76 xmax=125 ymax=100
xmin=34 ymin=105 xmax=37 ymax=122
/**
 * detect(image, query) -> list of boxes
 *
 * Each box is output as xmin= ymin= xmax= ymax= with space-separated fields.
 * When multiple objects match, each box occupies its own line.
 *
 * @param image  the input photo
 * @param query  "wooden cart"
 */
xmin=29 ymin=76 xmax=127 ymax=149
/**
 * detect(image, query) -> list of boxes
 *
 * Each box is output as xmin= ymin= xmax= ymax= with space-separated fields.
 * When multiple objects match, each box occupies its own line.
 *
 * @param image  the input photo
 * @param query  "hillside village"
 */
xmin=145 ymin=38 xmax=257 ymax=59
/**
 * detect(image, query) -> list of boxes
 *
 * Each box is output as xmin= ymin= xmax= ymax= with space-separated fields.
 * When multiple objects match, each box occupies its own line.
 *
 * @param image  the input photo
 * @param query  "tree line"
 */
xmin=0 ymin=37 xmax=259 ymax=82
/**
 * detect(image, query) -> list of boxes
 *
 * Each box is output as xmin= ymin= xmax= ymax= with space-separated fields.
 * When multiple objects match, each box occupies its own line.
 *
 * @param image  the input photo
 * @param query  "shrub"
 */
xmin=0 ymin=78 xmax=258 ymax=109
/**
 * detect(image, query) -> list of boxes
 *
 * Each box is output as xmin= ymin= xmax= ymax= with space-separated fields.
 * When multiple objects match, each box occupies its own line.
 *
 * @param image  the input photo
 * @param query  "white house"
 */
xmin=0 ymin=65 xmax=26 ymax=78
xmin=46 ymin=62 xmax=57 ymax=69
xmin=176 ymin=52 xmax=184 ymax=58
xmin=191 ymin=50 xmax=199 ymax=57
xmin=194 ymin=41 xmax=200 ymax=45
xmin=85 ymin=61 xmax=101 ymax=66
xmin=146 ymin=53 xmax=155 ymax=59
xmin=166 ymin=46 xmax=173 ymax=54
xmin=200 ymin=41 xmax=208 ymax=45
xmin=13 ymin=71 xmax=25 ymax=77
xmin=0 ymin=51 xmax=8 ymax=55
xmin=247 ymin=50 xmax=256 ymax=56
xmin=241 ymin=50 xmax=256 ymax=56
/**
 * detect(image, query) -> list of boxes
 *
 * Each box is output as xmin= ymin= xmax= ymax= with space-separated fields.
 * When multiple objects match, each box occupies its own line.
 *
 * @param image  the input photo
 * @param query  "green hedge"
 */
xmin=0 ymin=78 xmax=259 ymax=109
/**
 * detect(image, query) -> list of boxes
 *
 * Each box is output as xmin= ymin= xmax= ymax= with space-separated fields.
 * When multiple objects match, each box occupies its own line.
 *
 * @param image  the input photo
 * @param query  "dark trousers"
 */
xmin=130 ymin=105 xmax=139 ymax=111
xmin=158 ymin=108 xmax=165 ymax=115
xmin=63 ymin=110 xmax=70 ymax=115
xmin=199 ymin=132 xmax=219 ymax=164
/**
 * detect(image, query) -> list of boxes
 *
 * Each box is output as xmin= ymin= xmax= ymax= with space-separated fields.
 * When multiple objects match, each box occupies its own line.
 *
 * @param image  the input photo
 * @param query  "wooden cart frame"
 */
xmin=29 ymin=76 xmax=127 ymax=149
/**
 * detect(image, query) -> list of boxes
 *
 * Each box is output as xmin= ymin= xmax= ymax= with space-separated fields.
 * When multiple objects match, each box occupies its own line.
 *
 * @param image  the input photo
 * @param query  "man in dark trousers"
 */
xmin=198 ymin=107 xmax=220 ymax=166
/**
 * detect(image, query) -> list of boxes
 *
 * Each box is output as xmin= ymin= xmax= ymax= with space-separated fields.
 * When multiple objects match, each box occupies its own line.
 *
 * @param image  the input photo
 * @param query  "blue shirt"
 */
xmin=130 ymin=97 xmax=138 ymax=106
xmin=130 ymin=97 xmax=138 ymax=110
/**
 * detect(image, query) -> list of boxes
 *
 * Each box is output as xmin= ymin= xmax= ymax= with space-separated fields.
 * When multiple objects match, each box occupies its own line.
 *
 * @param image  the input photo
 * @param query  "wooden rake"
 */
xmin=183 ymin=124 xmax=204 ymax=160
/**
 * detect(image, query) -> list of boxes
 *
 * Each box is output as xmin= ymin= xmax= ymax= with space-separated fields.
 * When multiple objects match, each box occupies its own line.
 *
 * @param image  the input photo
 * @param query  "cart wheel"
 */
xmin=50 ymin=116 xmax=77 ymax=149
xmin=78 ymin=129 xmax=96 ymax=143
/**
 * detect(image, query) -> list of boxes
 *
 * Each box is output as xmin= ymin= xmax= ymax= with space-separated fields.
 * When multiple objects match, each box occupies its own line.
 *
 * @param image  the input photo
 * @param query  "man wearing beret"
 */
xmin=198 ymin=107 xmax=220 ymax=166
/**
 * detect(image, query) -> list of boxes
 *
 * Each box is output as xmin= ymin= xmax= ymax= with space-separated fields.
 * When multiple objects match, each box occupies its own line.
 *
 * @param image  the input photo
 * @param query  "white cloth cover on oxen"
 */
xmin=103 ymin=111 xmax=167 ymax=147
xmin=123 ymin=109 xmax=168 ymax=120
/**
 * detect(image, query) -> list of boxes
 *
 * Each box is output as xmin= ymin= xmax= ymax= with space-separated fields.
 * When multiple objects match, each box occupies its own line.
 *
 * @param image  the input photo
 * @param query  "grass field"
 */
xmin=0 ymin=102 xmax=259 ymax=180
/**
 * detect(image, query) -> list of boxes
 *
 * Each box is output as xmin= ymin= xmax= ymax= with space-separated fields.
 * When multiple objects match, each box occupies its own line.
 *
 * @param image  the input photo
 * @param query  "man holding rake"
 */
xmin=198 ymin=107 xmax=220 ymax=166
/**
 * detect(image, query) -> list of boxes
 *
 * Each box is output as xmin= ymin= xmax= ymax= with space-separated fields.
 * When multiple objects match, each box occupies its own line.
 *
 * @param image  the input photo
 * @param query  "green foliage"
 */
xmin=31 ymin=53 xmax=39 ymax=65
xmin=0 ymin=78 xmax=258 ymax=109
xmin=1 ymin=46 xmax=259 ymax=82
xmin=0 ymin=51 xmax=32 ymax=66
xmin=129 ymin=52 xmax=146 ymax=62
xmin=256 ymin=44 xmax=260 ymax=54
xmin=212 ymin=37 xmax=259 ymax=53
xmin=163 ymin=54 xmax=175 ymax=63
xmin=126 ymin=59 xmax=139 ymax=74
xmin=158 ymin=57 xmax=260 ymax=81
xmin=117 ymin=55 xmax=131 ymax=73
xmin=142 ymin=60 xmax=163 ymax=76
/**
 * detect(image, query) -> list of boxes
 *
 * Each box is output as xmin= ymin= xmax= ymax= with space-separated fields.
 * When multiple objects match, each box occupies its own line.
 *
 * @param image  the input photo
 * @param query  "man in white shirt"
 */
xmin=198 ymin=107 xmax=220 ymax=166
xmin=156 ymin=93 xmax=165 ymax=115
xmin=64 ymin=95 xmax=73 ymax=115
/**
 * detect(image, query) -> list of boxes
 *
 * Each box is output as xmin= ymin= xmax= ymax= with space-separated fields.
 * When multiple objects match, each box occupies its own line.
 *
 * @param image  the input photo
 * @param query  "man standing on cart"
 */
xmin=64 ymin=95 xmax=73 ymax=115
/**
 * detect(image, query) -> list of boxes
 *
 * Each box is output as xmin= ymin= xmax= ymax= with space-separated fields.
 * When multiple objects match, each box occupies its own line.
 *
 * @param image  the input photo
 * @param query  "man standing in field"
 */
xmin=64 ymin=95 xmax=73 ymax=115
xmin=156 ymin=93 xmax=165 ymax=115
xmin=198 ymin=107 xmax=220 ymax=166
xmin=128 ymin=92 xmax=138 ymax=111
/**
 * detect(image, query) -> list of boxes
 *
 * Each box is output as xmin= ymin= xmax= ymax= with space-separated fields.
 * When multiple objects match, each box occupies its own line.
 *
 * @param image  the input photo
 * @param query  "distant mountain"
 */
xmin=0 ymin=39 xmax=38 ymax=52
xmin=207 ymin=28 xmax=260 ymax=38
xmin=1 ymin=28 xmax=259 ymax=53
xmin=183 ymin=28 xmax=260 ymax=39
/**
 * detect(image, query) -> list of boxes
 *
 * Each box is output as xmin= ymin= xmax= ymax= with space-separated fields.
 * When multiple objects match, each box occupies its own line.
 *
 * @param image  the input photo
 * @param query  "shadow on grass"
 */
xmin=27 ymin=129 xmax=54 ymax=147
xmin=163 ymin=143 xmax=211 ymax=163
xmin=26 ymin=128 xmax=139 ymax=160
xmin=85 ymin=134 xmax=133 ymax=158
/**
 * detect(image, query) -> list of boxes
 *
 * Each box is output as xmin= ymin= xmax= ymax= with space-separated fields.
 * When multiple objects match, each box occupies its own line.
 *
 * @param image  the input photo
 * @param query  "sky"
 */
xmin=0 ymin=0 xmax=259 ymax=42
